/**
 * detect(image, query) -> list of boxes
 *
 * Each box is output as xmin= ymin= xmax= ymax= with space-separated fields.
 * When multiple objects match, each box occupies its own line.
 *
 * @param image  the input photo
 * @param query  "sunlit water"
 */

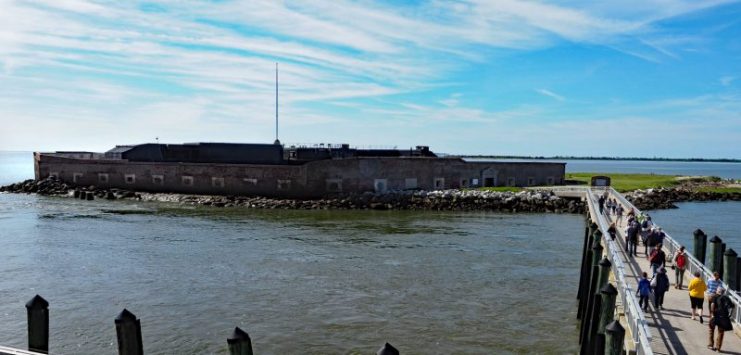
xmin=2 ymin=151 xmax=739 ymax=354
xmin=0 ymin=194 xmax=583 ymax=354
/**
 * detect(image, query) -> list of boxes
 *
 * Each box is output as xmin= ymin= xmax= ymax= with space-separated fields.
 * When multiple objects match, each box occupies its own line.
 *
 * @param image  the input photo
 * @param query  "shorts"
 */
xmin=690 ymin=296 xmax=704 ymax=309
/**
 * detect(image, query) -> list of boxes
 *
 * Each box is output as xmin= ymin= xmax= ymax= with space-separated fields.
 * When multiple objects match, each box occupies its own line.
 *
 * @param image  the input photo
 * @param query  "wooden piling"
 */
xmin=579 ymin=231 xmax=603 ymax=347
xmin=115 ymin=309 xmax=143 ymax=355
xmin=227 ymin=327 xmax=253 ymax=355
xmin=604 ymin=320 xmax=625 ymax=355
xmin=693 ymin=229 xmax=707 ymax=264
xmin=736 ymin=257 xmax=741 ymax=292
xmin=724 ymin=249 xmax=738 ymax=290
xmin=377 ymin=342 xmax=400 ymax=355
xmin=585 ymin=258 xmax=611 ymax=355
xmin=595 ymin=283 xmax=618 ymax=355
xmin=709 ymin=235 xmax=723 ymax=274
xmin=577 ymin=223 xmax=597 ymax=320
xmin=26 ymin=295 xmax=49 ymax=354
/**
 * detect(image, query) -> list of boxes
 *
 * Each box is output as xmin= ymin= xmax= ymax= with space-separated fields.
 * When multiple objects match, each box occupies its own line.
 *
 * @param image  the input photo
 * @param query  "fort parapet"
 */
xmin=34 ymin=142 xmax=565 ymax=198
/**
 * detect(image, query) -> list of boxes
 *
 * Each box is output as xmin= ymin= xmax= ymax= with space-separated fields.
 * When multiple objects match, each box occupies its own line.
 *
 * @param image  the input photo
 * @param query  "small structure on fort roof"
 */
xmin=34 ymin=142 xmax=566 ymax=198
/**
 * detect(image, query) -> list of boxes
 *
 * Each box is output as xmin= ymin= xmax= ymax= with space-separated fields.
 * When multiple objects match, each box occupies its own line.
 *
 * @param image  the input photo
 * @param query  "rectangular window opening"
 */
xmin=125 ymin=174 xmax=136 ymax=184
xmin=182 ymin=176 xmax=194 ymax=186
xmin=277 ymin=179 xmax=291 ymax=190
xmin=212 ymin=177 xmax=224 ymax=188
xmin=152 ymin=175 xmax=164 ymax=185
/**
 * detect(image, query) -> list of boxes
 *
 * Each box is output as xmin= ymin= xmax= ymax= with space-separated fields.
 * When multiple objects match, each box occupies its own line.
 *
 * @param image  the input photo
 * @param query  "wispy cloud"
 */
xmin=0 ymin=0 xmax=738 ymax=156
xmin=536 ymin=89 xmax=565 ymax=102
xmin=720 ymin=76 xmax=736 ymax=86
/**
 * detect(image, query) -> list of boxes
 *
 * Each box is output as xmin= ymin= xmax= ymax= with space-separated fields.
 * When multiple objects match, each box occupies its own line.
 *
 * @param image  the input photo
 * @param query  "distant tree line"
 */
xmin=455 ymin=155 xmax=741 ymax=163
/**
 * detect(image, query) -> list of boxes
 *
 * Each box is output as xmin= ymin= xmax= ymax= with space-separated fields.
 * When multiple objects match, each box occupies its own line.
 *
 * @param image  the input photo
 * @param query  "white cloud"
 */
xmin=720 ymin=76 xmax=736 ymax=86
xmin=0 ymin=0 xmax=738 ymax=153
xmin=536 ymin=89 xmax=565 ymax=102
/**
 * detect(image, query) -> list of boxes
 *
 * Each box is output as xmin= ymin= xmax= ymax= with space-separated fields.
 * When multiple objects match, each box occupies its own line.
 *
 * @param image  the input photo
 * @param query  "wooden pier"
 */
xmin=572 ymin=186 xmax=741 ymax=354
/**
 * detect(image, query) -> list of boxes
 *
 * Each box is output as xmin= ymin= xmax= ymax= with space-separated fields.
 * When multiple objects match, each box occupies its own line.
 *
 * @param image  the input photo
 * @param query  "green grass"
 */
xmin=477 ymin=186 xmax=524 ymax=193
xmin=565 ymin=173 xmax=687 ymax=192
xmin=695 ymin=186 xmax=741 ymax=194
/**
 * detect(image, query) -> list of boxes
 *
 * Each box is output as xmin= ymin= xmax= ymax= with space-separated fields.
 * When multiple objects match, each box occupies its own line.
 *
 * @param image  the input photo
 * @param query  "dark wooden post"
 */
xmin=377 ymin=342 xmax=399 ymax=355
xmin=86 ymin=191 xmax=95 ymax=201
xmin=736 ymin=257 xmax=741 ymax=292
xmin=709 ymin=236 xmax=723 ymax=274
xmin=693 ymin=229 xmax=707 ymax=264
xmin=721 ymin=243 xmax=727 ymax=279
xmin=585 ymin=258 xmax=611 ymax=355
xmin=115 ymin=309 xmax=143 ymax=355
xmin=73 ymin=190 xmax=81 ymax=198
xmin=227 ymin=327 xmax=253 ymax=355
xmin=724 ymin=249 xmax=738 ymax=290
xmin=595 ymin=283 xmax=618 ymax=355
xmin=604 ymin=320 xmax=625 ymax=355
xmin=26 ymin=295 xmax=49 ymax=354
xmin=579 ymin=231 xmax=603 ymax=348
xmin=577 ymin=222 xmax=597 ymax=319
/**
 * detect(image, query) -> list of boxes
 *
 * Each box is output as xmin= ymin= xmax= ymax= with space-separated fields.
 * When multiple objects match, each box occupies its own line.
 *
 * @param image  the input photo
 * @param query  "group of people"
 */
xmin=598 ymin=195 xmax=624 ymax=222
xmin=688 ymin=271 xmax=736 ymax=352
xmin=598 ymin=192 xmax=735 ymax=352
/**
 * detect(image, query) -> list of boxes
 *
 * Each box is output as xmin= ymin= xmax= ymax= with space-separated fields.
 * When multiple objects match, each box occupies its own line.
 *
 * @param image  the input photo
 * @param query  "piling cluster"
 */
xmin=576 ymin=222 xmax=625 ymax=355
xmin=16 ymin=295 xmax=401 ymax=354
xmin=691 ymin=229 xmax=740 ymax=291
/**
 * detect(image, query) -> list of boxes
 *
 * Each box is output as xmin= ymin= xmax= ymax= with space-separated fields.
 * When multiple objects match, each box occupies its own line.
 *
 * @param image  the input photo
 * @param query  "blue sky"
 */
xmin=1 ymin=0 xmax=740 ymax=158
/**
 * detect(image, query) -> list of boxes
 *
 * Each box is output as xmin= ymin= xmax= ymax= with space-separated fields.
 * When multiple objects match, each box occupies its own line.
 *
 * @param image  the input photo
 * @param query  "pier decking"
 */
xmin=572 ymin=186 xmax=741 ymax=354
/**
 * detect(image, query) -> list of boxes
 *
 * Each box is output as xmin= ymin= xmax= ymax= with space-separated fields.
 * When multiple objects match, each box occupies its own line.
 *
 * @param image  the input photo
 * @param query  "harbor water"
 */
xmin=1 ymin=151 xmax=739 ymax=354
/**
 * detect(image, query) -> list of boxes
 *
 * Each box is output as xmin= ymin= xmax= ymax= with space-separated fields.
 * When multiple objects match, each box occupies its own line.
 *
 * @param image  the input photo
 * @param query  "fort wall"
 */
xmin=34 ymin=153 xmax=565 ymax=198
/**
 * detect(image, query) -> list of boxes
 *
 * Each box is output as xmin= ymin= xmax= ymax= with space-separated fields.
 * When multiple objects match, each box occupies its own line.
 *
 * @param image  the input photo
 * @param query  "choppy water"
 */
xmin=0 ymin=193 xmax=583 ymax=354
xmin=2 ymin=151 xmax=739 ymax=354
xmin=648 ymin=201 xmax=741 ymax=254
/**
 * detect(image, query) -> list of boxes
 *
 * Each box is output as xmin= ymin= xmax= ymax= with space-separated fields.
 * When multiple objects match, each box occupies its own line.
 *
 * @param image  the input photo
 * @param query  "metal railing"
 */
xmin=586 ymin=188 xmax=654 ymax=355
xmin=607 ymin=187 xmax=741 ymax=329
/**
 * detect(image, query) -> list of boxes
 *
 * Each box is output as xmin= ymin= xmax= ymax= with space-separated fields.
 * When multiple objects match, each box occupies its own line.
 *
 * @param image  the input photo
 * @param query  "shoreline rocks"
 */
xmin=625 ymin=186 xmax=741 ymax=210
xmin=3 ymin=177 xmax=739 ymax=213
xmin=1 ymin=177 xmax=586 ymax=213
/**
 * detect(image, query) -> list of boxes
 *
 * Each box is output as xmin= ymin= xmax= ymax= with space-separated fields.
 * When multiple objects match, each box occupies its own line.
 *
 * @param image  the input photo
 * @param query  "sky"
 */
xmin=0 ymin=0 xmax=740 ymax=158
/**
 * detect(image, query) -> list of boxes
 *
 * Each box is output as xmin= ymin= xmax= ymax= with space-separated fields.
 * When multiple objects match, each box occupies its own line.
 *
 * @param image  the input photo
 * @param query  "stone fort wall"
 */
xmin=35 ymin=153 xmax=565 ymax=198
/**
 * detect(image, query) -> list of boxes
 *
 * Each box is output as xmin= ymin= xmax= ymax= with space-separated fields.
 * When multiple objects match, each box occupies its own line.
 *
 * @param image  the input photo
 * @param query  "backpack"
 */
xmin=675 ymin=253 xmax=687 ymax=269
xmin=649 ymin=249 xmax=660 ymax=263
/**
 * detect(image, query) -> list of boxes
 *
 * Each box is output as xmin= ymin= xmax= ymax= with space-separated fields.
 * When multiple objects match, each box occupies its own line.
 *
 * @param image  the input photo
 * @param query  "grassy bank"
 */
xmin=565 ymin=173 xmax=689 ymax=192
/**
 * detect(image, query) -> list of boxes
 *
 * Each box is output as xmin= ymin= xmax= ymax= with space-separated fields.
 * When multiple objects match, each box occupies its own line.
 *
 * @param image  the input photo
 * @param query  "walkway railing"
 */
xmin=586 ymin=188 xmax=654 ymax=355
xmin=607 ymin=187 xmax=741 ymax=329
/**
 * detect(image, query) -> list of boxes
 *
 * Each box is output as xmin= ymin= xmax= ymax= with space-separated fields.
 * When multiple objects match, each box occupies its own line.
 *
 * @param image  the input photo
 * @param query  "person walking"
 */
xmin=637 ymin=272 xmax=652 ymax=312
xmin=688 ymin=271 xmax=707 ymax=322
xmin=598 ymin=195 xmax=605 ymax=214
xmin=673 ymin=246 xmax=688 ymax=289
xmin=626 ymin=222 xmax=639 ymax=257
xmin=615 ymin=204 xmax=624 ymax=224
xmin=653 ymin=267 xmax=670 ymax=310
xmin=708 ymin=287 xmax=735 ymax=352
xmin=706 ymin=272 xmax=722 ymax=318
xmin=649 ymin=243 xmax=666 ymax=277
xmin=607 ymin=222 xmax=617 ymax=241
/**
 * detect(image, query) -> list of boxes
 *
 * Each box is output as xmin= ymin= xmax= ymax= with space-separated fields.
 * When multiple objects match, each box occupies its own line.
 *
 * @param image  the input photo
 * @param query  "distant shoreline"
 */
xmin=459 ymin=155 xmax=741 ymax=163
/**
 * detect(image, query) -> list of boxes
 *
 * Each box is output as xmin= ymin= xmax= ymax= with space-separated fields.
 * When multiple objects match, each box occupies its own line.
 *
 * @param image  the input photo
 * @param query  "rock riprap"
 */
xmin=1 ymin=177 xmax=586 ymax=213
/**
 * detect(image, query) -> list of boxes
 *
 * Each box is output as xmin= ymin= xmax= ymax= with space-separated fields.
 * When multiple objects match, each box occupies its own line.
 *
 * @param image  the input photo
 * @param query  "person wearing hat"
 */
xmin=708 ymin=286 xmax=735 ymax=351
xmin=653 ymin=267 xmax=670 ymax=310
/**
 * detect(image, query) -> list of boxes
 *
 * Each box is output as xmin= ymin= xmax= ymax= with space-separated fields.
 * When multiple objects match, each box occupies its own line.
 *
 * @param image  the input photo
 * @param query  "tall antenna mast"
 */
xmin=274 ymin=63 xmax=280 ymax=145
